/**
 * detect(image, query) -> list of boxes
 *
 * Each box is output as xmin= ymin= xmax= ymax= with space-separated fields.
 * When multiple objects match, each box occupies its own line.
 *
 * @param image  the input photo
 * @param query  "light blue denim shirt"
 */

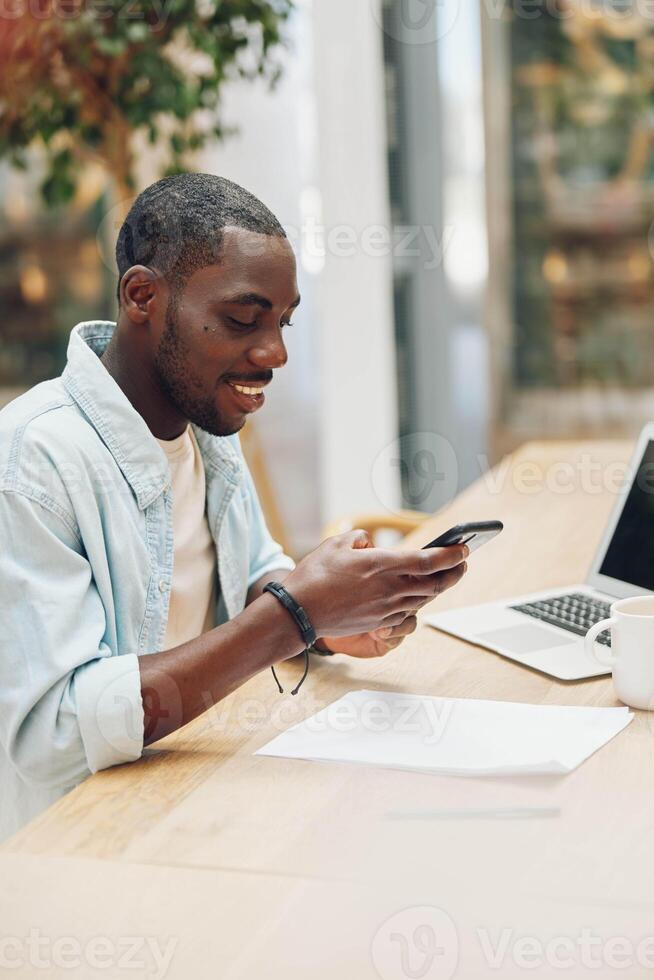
xmin=0 ymin=320 xmax=295 ymax=841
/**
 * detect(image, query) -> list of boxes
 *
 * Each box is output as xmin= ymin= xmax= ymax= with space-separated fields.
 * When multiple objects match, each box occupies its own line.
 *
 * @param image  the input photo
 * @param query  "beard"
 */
xmin=153 ymin=297 xmax=244 ymax=438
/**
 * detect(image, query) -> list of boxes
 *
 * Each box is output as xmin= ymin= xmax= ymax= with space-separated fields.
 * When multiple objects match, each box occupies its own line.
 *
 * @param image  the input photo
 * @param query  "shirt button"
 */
xmin=158 ymin=579 xmax=168 ymax=593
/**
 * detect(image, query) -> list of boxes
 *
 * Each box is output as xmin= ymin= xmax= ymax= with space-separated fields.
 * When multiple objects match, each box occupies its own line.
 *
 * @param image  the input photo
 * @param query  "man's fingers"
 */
xmin=379 ymin=615 xmax=418 ymax=640
xmin=388 ymin=562 xmax=468 ymax=609
xmin=379 ymin=610 xmax=416 ymax=629
xmin=424 ymin=562 xmax=467 ymax=598
xmin=375 ymin=615 xmax=418 ymax=651
xmin=375 ymin=615 xmax=419 ymax=650
xmin=386 ymin=544 xmax=469 ymax=577
xmin=394 ymin=559 xmax=469 ymax=599
xmin=387 ymin=594 xmax=433 ymax=612
xmin=430 ymin=561 xmax=467 ymax=596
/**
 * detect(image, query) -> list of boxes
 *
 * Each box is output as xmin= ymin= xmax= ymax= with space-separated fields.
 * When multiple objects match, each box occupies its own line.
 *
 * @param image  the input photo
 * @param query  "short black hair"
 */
xmin=115 ymin=172 xmax=287 ymax=302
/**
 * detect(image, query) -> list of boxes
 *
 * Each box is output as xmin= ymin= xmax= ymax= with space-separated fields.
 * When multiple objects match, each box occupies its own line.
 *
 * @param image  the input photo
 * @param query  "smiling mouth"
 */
xmin=227 ymin=382 xmax=266 ymax=396
xmin=223 ymin=380 xmax=268 ymax=414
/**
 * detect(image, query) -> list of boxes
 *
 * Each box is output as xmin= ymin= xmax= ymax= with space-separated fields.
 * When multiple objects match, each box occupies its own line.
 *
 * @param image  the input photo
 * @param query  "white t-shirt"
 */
xmin=155 ymin=425 xmax=218 ymax=649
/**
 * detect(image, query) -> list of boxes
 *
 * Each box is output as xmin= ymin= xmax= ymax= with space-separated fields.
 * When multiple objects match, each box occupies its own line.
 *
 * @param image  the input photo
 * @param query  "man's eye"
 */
xmin=281 ymin=320 xmax=294 ymax=329
xmin=227 ymin=316 xmax=257 ymax=329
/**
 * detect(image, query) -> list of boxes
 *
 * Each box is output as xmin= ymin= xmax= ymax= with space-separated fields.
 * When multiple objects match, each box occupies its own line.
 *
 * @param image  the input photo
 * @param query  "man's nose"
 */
xmin=248 ymin=328 xmax=288 ymax=370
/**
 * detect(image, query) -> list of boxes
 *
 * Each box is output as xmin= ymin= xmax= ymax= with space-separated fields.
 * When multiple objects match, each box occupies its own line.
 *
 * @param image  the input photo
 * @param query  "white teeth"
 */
xmin=231 ymin=384 xmax=264 ymax=396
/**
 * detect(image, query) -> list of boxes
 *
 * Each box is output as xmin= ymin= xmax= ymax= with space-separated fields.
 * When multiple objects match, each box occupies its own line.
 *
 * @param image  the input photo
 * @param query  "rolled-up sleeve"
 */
xmin=0 ymin=489 xmax=144 ymax=790
xmin=238 ymin=453 xmax=296 ymax=589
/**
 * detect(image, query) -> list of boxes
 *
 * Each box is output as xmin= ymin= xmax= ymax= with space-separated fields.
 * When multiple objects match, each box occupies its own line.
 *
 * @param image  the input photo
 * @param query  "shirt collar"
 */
xmin=62 ymin=321 xmax=242 ymax=509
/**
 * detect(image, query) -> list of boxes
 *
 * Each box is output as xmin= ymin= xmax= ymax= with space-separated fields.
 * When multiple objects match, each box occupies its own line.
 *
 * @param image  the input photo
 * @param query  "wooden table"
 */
xmin=3 ymin=440 xmax=654 ymax=979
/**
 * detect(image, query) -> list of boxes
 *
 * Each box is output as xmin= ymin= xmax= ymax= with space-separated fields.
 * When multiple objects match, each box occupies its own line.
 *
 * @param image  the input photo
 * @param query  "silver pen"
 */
xmin=385 ymin=806 xmax=561 ymax=821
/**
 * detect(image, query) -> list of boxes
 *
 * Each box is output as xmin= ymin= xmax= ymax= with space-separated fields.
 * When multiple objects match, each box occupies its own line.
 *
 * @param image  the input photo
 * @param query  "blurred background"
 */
xmin=1 ymin=0 xmax=654 ymax=558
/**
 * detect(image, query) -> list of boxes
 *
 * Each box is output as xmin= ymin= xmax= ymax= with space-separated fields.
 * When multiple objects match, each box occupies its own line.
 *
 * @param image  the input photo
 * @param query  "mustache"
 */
xmin=222 ymin=372 xmax=273 ymax=385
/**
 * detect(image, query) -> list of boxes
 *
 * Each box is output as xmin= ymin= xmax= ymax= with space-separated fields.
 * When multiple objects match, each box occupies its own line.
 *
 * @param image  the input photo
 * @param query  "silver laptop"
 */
xmin=425 ymin=424 xmax=654 ymax=680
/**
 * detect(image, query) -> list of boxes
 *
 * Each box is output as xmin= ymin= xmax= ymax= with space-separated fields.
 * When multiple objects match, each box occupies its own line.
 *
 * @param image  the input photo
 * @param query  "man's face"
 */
xmin=152 ymin=227 xmax=300 ymax=437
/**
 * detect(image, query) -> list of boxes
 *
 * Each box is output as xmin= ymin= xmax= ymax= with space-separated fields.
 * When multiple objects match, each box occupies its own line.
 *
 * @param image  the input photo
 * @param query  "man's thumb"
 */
xmin=350 ymin=528 xmax=373 ymax=550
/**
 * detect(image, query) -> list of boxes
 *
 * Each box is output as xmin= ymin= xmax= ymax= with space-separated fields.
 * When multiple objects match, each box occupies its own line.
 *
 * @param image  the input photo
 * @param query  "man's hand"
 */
xmin=283 ymin=529 xmax=468 ymax=640
xmin=316 ymin=614 xmax=418 ymax=659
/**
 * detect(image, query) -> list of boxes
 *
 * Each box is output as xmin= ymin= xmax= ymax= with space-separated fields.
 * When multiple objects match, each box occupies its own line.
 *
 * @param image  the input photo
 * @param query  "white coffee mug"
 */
xmin=585 ymin=595 xmax=654 ymax=710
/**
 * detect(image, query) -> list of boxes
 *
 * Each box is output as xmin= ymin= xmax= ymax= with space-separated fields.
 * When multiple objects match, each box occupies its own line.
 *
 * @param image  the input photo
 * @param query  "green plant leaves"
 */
xmin=0 ymin=0 xmax=294 ymax=205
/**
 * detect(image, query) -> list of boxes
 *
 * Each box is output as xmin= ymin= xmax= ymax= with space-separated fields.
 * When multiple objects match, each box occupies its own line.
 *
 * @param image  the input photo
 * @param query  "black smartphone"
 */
xmin=423 ymin=520 xmax=504 ymax=554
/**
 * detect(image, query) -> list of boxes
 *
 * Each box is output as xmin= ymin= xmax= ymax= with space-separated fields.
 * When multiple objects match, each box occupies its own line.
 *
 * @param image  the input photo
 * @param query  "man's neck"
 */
xmin=100 ymin=325 xmax=188 ymax=441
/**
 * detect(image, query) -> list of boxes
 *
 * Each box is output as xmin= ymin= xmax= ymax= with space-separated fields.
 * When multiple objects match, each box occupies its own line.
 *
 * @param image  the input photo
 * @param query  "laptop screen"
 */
xmin=599 ymin=439 xmax=654 ymax=590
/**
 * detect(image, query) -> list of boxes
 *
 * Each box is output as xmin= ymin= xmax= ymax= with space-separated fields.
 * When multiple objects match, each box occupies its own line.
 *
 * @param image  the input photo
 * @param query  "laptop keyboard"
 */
xmin=510 ymin=593 xmax=612 ymax=646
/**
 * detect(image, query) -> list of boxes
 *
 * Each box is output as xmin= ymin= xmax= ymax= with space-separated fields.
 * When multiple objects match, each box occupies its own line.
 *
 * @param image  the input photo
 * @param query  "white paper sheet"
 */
xmin=255 ymin=690 xmax=633 ymax=776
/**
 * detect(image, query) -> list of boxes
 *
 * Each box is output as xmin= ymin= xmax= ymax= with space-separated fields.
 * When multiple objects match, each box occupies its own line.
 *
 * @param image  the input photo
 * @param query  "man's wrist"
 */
xmin=312 ymin=636 xmax=335 ymax=656
xmin=257 ymin=590 xmax=308 ymax=663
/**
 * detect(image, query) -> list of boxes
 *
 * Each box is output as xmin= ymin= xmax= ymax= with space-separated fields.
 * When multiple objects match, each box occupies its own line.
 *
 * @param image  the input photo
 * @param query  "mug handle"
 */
xmin=585 ymin=617 xmax=618 ymax=668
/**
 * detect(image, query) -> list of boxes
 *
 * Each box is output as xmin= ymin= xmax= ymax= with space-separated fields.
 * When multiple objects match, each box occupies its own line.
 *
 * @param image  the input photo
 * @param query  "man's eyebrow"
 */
xmin=220 ymin=292 xmax=302 ymax=310
xmin=221 ymin=292 xmax=273 ymax=310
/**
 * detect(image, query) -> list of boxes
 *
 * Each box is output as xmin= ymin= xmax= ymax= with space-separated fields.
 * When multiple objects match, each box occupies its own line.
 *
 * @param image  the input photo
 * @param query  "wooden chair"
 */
xmin=321 ymin=509 xmax=428 ymax=545
xmin=238 ymin=422 xmax=291 ymax=557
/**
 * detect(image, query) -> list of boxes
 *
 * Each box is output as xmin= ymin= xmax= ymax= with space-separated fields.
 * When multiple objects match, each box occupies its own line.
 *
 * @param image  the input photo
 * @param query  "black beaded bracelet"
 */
xmin=310 ymin=641 xmax=335 ymax=657
xmin=263 ymin=581 xmax=317 ymax=695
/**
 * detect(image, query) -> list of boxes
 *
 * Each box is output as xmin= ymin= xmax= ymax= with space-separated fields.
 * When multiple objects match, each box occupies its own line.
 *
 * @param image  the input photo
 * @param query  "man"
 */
xmin=0 ymin=173 xmax=467 ymax=841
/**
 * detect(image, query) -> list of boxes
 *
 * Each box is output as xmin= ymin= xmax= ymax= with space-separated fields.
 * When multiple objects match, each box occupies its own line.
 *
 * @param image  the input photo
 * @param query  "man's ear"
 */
xmin=120 ymin=265 xmax=162 ymax=323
